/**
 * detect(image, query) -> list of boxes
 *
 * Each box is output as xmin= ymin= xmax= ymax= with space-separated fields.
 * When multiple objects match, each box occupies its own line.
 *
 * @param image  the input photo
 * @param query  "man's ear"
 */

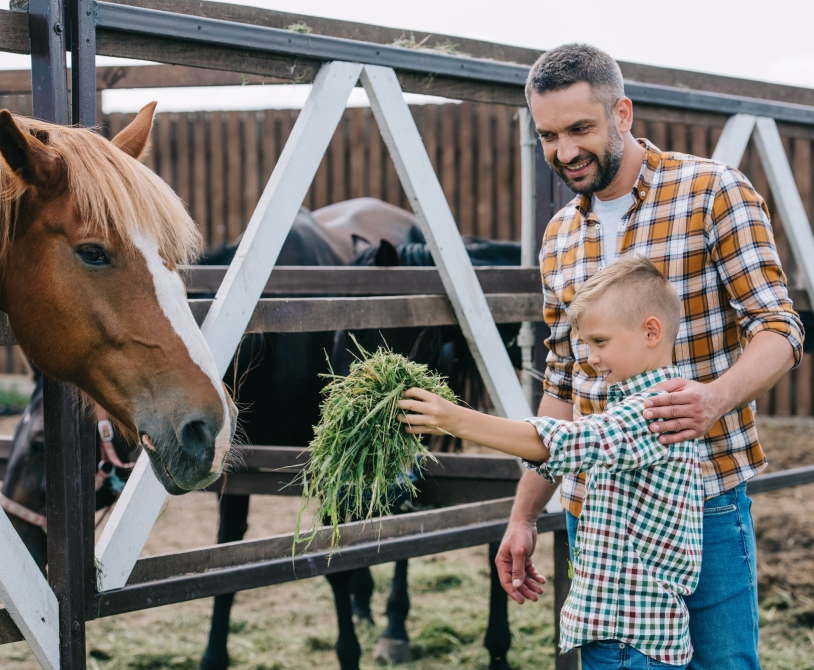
xmin=614 ymin=96 xmax=634 ymax=135
xmin=111 ymin=101 xmax=157 ymax=161
xmin=0 ymin=109 xmax=63 ymax=189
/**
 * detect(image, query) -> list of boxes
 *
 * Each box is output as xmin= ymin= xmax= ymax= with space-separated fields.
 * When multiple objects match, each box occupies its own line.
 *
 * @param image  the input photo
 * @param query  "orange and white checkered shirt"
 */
xmin=540 ymin=139 xmax=804 ymax=516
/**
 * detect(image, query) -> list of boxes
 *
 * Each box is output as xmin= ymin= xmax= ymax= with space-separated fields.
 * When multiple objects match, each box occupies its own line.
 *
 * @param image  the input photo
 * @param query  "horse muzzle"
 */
xmin=138 ymin=411 xmax=225 ymax=495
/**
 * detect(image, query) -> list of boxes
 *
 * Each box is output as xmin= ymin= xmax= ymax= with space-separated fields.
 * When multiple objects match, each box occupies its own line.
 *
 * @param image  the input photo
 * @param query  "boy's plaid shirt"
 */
xmin=541 ymin=140 xmax=804 ymax=516
xmin=526 ymin=366 xmax=703 ymax=665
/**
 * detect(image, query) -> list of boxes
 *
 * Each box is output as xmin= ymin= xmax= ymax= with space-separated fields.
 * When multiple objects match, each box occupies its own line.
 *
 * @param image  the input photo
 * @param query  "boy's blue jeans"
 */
xmin=580 ymin=640 xmax=682 ymax=669
xmin=565 ymin=482 xmax=760 ymax=670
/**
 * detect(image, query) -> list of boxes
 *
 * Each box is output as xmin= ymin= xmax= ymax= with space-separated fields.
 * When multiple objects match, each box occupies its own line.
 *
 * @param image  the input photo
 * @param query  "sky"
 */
xmin=2 ymin=0 xmax=813 ymax=112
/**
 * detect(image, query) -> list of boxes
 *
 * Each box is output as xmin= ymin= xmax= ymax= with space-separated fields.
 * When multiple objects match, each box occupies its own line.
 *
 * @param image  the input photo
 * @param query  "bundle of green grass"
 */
xmin=295 ymin=342 xmax=457 ymax=556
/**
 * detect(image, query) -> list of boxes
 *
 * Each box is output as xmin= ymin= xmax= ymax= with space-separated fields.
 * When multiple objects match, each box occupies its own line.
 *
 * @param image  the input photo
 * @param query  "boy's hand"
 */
xmin=398 ymin=387 xmax=462 ymax=436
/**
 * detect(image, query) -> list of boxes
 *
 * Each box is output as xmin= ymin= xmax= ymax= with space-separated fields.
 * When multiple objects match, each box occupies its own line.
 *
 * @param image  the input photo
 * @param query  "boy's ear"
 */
xmin=644 ymin=316 xmax=663 ymax=347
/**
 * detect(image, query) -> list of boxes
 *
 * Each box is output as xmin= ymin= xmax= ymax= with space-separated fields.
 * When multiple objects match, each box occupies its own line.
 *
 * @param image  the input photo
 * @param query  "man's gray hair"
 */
xmin=525 ymin=43 xmax=625 ymax=113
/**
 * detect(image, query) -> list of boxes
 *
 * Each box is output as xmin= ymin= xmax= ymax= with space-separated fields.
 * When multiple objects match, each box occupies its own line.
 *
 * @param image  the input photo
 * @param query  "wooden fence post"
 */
xmin=553 ymin=528 xmax=579 ymax=670
xmin=43 ymin=379 xmax=96 ymax=670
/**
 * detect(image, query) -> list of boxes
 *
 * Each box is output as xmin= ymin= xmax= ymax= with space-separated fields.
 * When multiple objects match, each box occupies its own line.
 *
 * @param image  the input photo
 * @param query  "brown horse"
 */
xmin=0 ymin=104 xmax=235 ymax=494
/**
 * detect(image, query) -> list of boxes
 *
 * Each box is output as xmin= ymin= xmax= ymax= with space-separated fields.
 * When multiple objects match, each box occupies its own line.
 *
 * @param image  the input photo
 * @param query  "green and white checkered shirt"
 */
xmin=525 ymin=366 xmax=703 ymax=665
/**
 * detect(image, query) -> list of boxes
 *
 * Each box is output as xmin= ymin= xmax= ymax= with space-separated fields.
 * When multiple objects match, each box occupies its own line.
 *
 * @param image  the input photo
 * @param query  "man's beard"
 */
xmin=551 ymin=130 xmax=625 ymax=195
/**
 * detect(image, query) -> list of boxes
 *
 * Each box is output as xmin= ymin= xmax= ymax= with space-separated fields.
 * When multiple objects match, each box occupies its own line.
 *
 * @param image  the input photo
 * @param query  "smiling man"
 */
xmin=495 ymin=44 xmax=804 ymax=669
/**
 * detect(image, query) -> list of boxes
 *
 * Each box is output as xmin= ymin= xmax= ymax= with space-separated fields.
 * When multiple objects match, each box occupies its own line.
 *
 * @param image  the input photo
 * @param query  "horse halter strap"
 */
xmin=95 ymin=406 xmax=133 ymax=493
xmin=0 ymin=491 xmax=48 ymax=533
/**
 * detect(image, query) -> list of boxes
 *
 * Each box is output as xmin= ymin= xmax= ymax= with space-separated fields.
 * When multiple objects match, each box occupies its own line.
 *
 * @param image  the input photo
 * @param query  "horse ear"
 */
xmin=351 ymin=234 xmax=372 ymax=257
xmin=374 ymin=240 xmax=400 ymax=267
xmin=111 ymin=101 xmax=157 ymax=161
xmin=0 ymin=110 xmax=63 ymax=189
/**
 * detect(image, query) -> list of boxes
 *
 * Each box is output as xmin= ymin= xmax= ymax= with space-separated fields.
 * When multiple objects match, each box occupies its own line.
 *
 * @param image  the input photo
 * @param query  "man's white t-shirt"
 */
xmin=591 ymin=192 xmax=634 ymax=268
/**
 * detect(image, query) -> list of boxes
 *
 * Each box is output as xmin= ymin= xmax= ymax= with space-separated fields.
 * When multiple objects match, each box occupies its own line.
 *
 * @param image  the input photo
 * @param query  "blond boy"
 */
xmin=399 ymin=256 xmax=703 ymax=669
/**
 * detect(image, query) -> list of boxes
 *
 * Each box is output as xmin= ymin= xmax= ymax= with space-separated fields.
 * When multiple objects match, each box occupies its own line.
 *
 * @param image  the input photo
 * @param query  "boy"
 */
xmin=398 ymin=255 xmax=703 ymax=669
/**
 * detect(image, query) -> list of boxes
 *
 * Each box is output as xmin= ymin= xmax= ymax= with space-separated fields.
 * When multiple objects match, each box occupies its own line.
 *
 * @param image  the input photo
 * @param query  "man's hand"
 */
xmin=495 ymin=519 xmax=546 ymax=604
xmin=643 ymin=377 xmax=727 ymax=444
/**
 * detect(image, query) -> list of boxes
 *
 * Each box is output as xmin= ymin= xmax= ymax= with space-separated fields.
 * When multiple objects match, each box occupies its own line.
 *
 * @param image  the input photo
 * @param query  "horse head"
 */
xmin=0 ymin=103 xmax=236 ymax=494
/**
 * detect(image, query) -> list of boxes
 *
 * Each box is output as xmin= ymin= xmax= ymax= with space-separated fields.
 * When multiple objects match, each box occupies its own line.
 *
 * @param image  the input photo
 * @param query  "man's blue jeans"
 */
xmin=565 ymin=483 xmax=760 ymax=669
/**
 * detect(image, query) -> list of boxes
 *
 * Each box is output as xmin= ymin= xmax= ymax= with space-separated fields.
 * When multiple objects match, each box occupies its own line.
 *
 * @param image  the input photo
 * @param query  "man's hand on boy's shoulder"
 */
xmin=642 ymin=377 xmax=726 ymax=445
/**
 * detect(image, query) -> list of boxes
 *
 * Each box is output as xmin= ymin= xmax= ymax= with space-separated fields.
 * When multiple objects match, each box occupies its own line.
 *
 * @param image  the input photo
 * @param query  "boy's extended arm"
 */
xmin=398 ymin=388 xmax=550 ymax=461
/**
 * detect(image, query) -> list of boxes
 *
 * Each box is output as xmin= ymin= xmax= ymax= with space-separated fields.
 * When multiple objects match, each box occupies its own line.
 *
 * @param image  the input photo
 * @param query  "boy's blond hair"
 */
xmin=567 ymin=256 xmax=681 ymax=341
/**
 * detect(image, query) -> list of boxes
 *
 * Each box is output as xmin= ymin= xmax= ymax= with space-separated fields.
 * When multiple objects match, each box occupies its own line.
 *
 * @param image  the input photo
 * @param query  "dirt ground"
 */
xmin=0 ymin=416 xmax=812 ymax=669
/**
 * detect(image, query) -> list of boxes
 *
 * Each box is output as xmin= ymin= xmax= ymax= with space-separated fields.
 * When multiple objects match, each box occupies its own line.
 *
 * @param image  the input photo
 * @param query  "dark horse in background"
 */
xmin=0 ymin=372 xmax=135 ymax=573
xmin=2 ymin=199 xmax=523 ymax=670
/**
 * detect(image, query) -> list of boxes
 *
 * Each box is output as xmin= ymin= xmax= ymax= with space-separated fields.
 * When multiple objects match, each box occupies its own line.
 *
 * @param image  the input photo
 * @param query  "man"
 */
xmin=497 ymin=43 xmax=804 ymax=669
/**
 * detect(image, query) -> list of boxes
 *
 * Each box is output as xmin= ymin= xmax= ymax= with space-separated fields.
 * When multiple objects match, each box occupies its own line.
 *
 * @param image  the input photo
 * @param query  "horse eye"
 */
xmin=77 ymin=245 xmax=109 ymax=266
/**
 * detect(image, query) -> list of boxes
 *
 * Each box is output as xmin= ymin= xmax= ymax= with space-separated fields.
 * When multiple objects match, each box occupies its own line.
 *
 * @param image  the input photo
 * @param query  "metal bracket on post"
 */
xmin=95 ymin=61 xmax=364 ymax=592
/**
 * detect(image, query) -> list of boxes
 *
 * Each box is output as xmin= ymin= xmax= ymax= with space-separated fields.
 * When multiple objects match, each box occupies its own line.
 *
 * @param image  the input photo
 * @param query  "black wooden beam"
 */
xmin=28 ymin=0 xmax=69 ymax=124
xmin=93 ymin=2 xmax=814 ymax=126
xmin=68 ymin=0 xmax=97 ymax=126
xmin=94 ymin=512 xmax=566 ymax=618
xmin=182 ymin=266 xmax=542 ymax=297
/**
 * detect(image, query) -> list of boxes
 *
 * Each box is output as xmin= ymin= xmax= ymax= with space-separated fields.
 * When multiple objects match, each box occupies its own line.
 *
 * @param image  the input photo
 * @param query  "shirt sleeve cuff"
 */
xmin=522 ymin=416 xmax=564 ymax=483
xmin=742 ymin=317 xmax=805 ymax=368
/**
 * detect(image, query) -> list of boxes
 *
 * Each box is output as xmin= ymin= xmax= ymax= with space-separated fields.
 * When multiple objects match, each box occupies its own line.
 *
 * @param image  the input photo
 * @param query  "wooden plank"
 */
xmin=209 ymin=110 xmax=225 ymax=246
xmin=261 ymin=109 xmax=277 ymax=186
xmin=367 ymin=107 xmax=383 ymax=201
xmin=0 ymin=509 xmax=58 ymax=665
xmin=422 ymin=104 xmax=439 ymax=175
xmin=649 ymin=120 xmax=668 ymax=151
xmin=458 ymin=102 xmax=475 ymax=235
xmin=191 ymin=112 xmax=208 ymax=243
xmin=747 ymin=464 xmax=814 ymax=494
xmin=691 ymin=124 xmax=708 ymax=159
xmin=349 ymin=107 xmax=366 ymax=199
xmin=243 ymin=111 xmax=260 ymax=227
xmin=183 ymin=266 xmax=541 ymax=296
xmin=0 ymin=608 xmax=23 ymax=645
xmin=226 ymin=111 xmax=243 ymax=243
xmin=793 ymin=137 xmax=812 ymax=415
xmin=156 ymin=111 xmax=172 ymax=187
xmin=43 ymin=379 xmax=97 ymax=667
xmin=669 ymin=121 xmax=687 ymax=154
xmin=711 ymin=114 xmax=756 ymax=169
xmin=189 ymin=112 xmax=212 ymax=247
xmin=553 ymin=529 xmax=578 ymax=670
xmin=175 ymin=112 xmax=191 ymax=208
xmin=127 ymin=498 xmax=520 ymax=585
xmin=495 ymin=105 xmax=513 ymax=241
xmin=188 ymin=293 xmax=544 ymax=333
xmin=477 ymin=104 xmax=494 ymax=238
xmin=440 ymin=104 xmax=457 ymax=220
xmin=362 ymin=65 xmax=532 ymax=419
xmin=330 ymin=111 xmax=347 ymax=203
xmin=96 ymin=510 xmax=567 ymax=618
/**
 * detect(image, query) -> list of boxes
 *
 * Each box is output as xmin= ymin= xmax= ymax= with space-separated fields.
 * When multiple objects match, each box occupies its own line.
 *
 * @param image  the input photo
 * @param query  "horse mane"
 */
xmin=0 ymin=115 xmax=202 ymax=267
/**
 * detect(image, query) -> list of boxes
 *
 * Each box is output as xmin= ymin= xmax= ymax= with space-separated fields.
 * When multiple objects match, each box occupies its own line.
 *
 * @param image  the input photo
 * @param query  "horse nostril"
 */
xmin=178 ymin=419 xmax=214 ymax=462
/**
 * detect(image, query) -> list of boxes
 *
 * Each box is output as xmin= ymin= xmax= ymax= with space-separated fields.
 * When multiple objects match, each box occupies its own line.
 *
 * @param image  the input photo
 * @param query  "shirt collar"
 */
xmin=575 ymin=138 xmax=663 ymax=218
xmin=607 ymin=365 xmax=680 ymax=404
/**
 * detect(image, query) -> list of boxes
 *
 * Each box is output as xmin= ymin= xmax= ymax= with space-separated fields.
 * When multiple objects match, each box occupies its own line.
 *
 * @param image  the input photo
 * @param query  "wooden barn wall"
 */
xmin=0 ymin=93 xmax=811 ymax=416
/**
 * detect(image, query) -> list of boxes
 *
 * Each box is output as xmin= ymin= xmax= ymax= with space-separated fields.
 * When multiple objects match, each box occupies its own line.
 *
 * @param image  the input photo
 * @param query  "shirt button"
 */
xmin=640 ymin=190 xmax=646 ymax=197
xmin=597 ymin=265 xmax=603 ymax=271
xmin=594 ymin=222 xmax=601 ymax=229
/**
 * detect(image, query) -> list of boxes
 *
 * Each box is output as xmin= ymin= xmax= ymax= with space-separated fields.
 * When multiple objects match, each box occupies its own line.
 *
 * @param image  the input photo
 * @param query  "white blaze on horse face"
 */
xmin=132 ymin=233 xmax=232 ymax=473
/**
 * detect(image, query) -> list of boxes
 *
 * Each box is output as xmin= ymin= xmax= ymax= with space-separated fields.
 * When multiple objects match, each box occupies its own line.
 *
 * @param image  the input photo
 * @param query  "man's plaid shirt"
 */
xmin=541 ymin=140 xmax=804 ymax=516
xmin=526 ymin=366 xmax=703 ymax=665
